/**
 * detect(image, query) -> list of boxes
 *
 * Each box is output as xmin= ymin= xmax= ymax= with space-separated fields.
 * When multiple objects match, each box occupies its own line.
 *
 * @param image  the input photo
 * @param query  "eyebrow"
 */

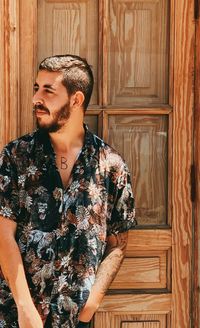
xmin=34 ymin=82 xmax=56 ymax=91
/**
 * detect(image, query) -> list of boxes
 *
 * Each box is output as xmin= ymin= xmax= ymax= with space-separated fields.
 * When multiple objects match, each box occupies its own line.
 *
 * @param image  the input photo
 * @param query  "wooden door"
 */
xmin=0 ymin=1 xmax=195 ymax=327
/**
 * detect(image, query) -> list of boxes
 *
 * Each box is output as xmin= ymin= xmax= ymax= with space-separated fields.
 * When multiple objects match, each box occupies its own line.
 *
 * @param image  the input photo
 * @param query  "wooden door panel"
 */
xmin=110 ymin=229 xmax=171 ymax=290
xmin=19 ymin=0 xmax=37 ymax=136
xmin=121 ymin=323 xmax=160 ymax=328
xmin=38 ymin=0 xmax=99 ymax=106
xmin=107 ymin=0 xmax=169 ymax=106
xmin=98 ymin=293 xmax=171 ymax=312
xmin=94 ymin=313 xmax=169 ymax=328
xmin=110 ymin=251 xmax=167 ymax=289
xmin=0 ymin=0 xmax=20 ymax=148
xmin=105 ymin=113 xmax=168 ymax=226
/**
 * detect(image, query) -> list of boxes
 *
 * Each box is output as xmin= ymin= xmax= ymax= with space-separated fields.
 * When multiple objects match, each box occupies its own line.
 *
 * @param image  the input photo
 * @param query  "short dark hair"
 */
xmin=39 ymin=54 xmax=94 ymax=110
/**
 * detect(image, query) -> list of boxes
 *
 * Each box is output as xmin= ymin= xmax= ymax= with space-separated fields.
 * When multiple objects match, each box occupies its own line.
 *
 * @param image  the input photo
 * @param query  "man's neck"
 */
xmin=49 ymin=119 xmax=85 ymax=154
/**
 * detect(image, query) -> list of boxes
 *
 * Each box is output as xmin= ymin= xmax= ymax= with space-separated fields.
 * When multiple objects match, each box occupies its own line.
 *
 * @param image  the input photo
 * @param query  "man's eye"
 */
xmin=44 ymin=89 xmax=53 ymax=94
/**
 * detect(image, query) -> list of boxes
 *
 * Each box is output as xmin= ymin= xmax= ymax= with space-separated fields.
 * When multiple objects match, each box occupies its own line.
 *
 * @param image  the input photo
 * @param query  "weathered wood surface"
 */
xmin=194 ymin=1 xmax=200 ymax=326
xmin=172 ymin=0 xmax=194 ymax=327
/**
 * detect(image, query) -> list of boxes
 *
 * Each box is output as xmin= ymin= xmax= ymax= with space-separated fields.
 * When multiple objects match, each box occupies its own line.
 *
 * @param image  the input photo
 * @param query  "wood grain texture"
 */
xmin=107 ymin=0 xmax=170 ymax=106
xmin=169 ymin=0 xmax=175 ymax=107
xmin=37 ymin=0 xmax=99 ymax=106
xmin=19 ymin=0 xmax=37 ymax=136
xmin=172 ymin=0 xmax=194 ymax=327
xmin=85 ymin=110 xmax=102 ymax=136
xmin=110 ymin=250 xmax=167 ymax=289
xmin=98 ymin=0 xmax=103 ymax=107
xmin=94 ymin=313 xmax=169 ymax=328
xmin=107 ymin=113 xmax=168 ymax=226
xmin=84 ymin=114 xmax=98 ymax=135
xmin=194 ymin=3 xmax=200 ymax=326
xmin=102 ymin=108 xmax=173 ymax=114
xmin=0 ymin=0 xmax=20 ymax=150
xmin=127 ymin=230 xmax=171 ymax=251
xmin=98 ymin=294 xmax=171 ymax=313
xmin=0 ymin=1 xmax=5 ymax=150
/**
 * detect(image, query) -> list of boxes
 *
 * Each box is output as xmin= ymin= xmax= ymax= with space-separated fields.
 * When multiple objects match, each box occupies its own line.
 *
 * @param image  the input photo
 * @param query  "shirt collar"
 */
xmin=35 ymin=123 xmax=97 ymax=159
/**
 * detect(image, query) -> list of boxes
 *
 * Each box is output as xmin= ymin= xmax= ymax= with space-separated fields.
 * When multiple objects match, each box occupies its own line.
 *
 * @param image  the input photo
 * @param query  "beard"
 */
xmin=34 ymin=101 xmax=71 ymax=133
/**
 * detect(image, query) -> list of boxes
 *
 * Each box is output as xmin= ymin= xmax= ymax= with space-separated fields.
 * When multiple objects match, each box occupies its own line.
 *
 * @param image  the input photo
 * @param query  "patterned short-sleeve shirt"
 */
xmin=0 ymin=126 xmax=136 ymax=328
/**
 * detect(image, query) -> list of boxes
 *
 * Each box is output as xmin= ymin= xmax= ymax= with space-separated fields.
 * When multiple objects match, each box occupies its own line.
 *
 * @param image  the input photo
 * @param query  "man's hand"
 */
xmin=78 ymin=231 xmax=128 ymax=322
xmin=18 ymin=302 xmax=43 ymax=328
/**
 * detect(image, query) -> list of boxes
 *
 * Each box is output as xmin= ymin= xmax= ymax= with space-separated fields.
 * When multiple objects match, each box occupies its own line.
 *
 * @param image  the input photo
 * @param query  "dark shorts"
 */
xmin=0 ymin=304 xmax=18 ymax=328
xmin=0 ymin=304 xmax=80 ymax=328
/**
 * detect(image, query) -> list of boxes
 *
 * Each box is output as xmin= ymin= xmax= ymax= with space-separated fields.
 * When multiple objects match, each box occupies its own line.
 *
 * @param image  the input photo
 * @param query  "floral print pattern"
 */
xmin=0 ymin=126 xmax=136 ymax=327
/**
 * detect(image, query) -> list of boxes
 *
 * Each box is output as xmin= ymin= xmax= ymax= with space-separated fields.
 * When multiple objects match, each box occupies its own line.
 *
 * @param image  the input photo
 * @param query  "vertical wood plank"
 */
xmin=107 ymin=0 xmax=170 ymax=106
xmin=37 ymin=0 xmax=99 ymax=107
xmin=102 ymin=0 xmax=108 ymax=107
xmin=106 ymin=114 xmax=168 ymax=226
xmin=19 ymin=0 xmax=37 ymax=135
xmin=0 ymin=0 xmax=20 ymax=150
xmin=0 ymin=1 xmax=5 ymax=150
xmin=172 ymin=0 xmax=194 ymax=327
xmin=169 ymin=0 xmax=175 ymax=107
xmin=98 ymin=0 xmax=103 ymax=107
xmin=194 ymin=1 xmax=200 ymax=326
xmin=9 ymin=0 xmax=20 ymax=140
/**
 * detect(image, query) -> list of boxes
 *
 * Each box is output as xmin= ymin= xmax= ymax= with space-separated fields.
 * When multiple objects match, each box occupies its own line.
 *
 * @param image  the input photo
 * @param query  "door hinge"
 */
xmin=191 ymin=164 xmax=196 ymax=202
xmin=195 ymin=0 xmax=199 ymax=20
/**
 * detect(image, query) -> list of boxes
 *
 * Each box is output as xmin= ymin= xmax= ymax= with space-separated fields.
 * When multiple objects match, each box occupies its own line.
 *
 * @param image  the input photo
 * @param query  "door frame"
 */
xmin=193 ymin=0 xmax=200 ymax=326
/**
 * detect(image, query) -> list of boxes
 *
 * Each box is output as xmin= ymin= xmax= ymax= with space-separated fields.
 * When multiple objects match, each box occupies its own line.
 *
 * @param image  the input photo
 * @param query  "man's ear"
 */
xmin=70 ymin=91 xmax=85 ymax=109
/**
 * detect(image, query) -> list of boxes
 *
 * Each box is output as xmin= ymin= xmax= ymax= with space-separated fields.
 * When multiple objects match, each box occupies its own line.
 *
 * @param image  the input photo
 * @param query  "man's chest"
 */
xmin=17 ymin=152 xmax=110 ymax=224
xmin=55 ymin=152 xmax=78 ymax=189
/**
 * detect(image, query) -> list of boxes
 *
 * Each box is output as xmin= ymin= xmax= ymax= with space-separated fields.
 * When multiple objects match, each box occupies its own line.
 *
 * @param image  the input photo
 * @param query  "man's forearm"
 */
xmin=78 ymin=232 xmax=128 ymax=322
xmin=0 ymin=218 xmax=44 ymax=327
xmin=0 ymin=218 xmax=33 ymax=308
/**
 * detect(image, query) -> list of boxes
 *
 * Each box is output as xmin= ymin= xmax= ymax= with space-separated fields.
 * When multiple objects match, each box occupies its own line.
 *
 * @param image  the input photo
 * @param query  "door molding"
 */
xmin=172 ymin=0 xmax=194 ymax=326
xmin=194 ymin=0 xmax=200 ymax=326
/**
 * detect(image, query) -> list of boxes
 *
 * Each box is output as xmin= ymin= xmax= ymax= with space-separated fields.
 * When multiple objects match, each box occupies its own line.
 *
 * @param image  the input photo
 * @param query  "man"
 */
xmin=0 ymin=55 xmax=136 ymax=328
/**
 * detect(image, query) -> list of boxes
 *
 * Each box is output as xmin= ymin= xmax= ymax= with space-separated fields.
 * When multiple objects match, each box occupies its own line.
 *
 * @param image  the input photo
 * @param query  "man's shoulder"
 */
xmin=1 ymin=131 xmax=37 ymax=157
xmin=90 ymin=132 xmax=128 ymax=171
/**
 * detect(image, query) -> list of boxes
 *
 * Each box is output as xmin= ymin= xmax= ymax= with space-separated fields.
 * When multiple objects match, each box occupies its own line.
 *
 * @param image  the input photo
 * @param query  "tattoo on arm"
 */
xmin=93 ymin=232 xmax=128 ymax=295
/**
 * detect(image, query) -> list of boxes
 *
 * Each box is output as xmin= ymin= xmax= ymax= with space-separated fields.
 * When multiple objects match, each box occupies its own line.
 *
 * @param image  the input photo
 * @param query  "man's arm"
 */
xmin=0 ymin=216 xmax=43 ymax=328
xmin=78 ymin=231 xmax=128 ymax=322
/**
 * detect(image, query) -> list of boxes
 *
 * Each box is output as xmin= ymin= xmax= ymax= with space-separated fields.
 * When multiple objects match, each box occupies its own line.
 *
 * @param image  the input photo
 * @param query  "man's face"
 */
xmin=33 ymin=70 xmax=71 ymax=132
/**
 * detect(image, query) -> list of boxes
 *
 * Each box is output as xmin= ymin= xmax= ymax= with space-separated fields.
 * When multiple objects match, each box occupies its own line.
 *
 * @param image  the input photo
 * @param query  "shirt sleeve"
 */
xmin=107 ymin=162 xmax=137 ymax=236
xmin=0 ymin=147 xmax=20 ymax=221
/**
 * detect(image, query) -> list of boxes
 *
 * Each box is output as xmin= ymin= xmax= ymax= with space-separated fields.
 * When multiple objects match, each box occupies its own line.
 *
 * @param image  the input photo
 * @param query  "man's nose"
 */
xmin=32 ymin=93 xmax=44 ymax=106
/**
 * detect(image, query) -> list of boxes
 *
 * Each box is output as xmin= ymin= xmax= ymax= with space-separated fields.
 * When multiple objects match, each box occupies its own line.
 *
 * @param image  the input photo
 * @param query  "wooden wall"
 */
xmin=194 ymin=0 xmax=200 ymax=325
xmin=0 ymin=0 xmax=20 ymax=149
xmin=0 ymin=0 xmax=37 ymax=151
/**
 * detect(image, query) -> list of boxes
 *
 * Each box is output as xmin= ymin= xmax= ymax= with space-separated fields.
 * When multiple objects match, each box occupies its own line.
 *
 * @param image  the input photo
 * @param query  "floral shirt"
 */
xmin=0 ymin=126 xmax=136 ymax=328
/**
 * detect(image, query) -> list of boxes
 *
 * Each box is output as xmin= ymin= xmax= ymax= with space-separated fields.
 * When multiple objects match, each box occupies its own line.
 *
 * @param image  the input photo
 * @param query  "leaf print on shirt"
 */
xmin=0 ymin=206 xmax=13 ymax=218
xmin=75 ymin=206 xmax=90 ymax=232
xmin=18 ymin=174 xmax=26 ymax=188
xmin=0 ymin=175 xmax=10 ymax=191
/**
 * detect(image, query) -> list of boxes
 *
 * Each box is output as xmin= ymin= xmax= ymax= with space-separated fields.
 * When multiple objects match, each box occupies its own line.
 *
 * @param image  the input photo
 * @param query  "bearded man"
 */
xmin=0 ymin=54 xmax=136 ymax=328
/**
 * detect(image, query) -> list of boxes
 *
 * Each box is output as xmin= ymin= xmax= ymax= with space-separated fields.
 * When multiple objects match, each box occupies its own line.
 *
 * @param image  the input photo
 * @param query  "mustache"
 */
xmin=33 ymin=104 xmax=50 ymax=114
